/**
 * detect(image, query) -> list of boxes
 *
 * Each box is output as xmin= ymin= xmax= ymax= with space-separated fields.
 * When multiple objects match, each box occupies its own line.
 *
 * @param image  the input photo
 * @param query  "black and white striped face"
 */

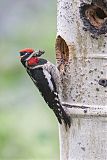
xmin=19 ymin=48 xmax=45 ymax=67
xmin=19 ymin=48 xmax=34 ymax=61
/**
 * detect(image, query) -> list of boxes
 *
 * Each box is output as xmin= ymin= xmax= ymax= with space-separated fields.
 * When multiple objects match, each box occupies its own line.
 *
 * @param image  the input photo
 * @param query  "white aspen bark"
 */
xmin=56 ymin=0 xmax=107 ymax=160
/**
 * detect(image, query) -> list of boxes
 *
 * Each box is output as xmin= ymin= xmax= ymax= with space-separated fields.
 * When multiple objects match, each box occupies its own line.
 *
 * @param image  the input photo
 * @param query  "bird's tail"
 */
xmin=53 ymin=106 xmax=71 ymax=130
xmin=61 ymin=108 xmax=71 ymax=130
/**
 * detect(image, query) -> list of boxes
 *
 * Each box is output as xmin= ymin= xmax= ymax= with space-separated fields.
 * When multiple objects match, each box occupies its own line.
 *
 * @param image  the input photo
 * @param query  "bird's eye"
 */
xmin=25 ymin=52 xmax=28 ymax=56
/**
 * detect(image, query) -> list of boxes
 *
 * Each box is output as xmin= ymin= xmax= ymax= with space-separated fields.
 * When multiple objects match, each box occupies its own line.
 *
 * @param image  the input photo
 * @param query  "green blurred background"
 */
xmin=0 ymin=0 xmax=59 ymax=159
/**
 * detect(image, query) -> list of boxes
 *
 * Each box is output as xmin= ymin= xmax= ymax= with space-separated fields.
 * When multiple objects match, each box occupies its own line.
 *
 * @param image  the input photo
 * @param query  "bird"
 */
xmin=19 ymin=48 xmax=71 ymax=129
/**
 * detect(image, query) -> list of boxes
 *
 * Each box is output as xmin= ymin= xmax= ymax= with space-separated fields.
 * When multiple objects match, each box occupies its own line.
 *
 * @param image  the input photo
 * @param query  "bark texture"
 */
xmin=56 ymin=0 xmax=107 ymax=159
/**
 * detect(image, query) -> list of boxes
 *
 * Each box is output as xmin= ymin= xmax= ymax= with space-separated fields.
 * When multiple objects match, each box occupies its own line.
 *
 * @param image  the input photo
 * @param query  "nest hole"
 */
xmin=85 ymin=5 xmax=107 ymax=29
xmin=96 ymin=7 xmax=107 ymax=19
xmin=80 ymin=1 xmax=107 ymax=34
xmin=55 ymin=35 xmax=69 ymax=64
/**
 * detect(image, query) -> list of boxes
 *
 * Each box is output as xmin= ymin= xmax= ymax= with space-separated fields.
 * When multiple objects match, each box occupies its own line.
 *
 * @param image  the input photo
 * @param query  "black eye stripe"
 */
xmin=20 ymin=52 xmax=26 ymax=56
xmin=20 ymin=52 xmax=31 ymax=56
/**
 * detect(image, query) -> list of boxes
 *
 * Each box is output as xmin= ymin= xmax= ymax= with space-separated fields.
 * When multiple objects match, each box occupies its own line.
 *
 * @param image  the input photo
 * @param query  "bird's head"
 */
xmin=19 ymin=48 xmax=45 ymax=67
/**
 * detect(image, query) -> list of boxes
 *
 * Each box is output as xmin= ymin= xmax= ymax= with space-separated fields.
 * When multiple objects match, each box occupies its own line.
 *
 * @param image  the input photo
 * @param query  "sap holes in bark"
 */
xmin=80 ymin=1 xmax=107 ymax=37
xmin=55 ymin=35 xmax=69 ymax=72
xmin=99 ymin=79 xmax=107 ymax=87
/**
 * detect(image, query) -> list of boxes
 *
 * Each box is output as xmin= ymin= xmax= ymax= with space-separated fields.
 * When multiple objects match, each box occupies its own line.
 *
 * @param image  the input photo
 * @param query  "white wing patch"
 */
xmin=43 ymin=69 xmax=54 ymax=91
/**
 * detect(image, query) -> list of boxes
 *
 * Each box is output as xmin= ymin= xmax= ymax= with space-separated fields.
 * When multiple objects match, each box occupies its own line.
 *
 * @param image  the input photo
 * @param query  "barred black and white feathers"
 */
xmin=19 ymin=48 xmax=71 ymax=129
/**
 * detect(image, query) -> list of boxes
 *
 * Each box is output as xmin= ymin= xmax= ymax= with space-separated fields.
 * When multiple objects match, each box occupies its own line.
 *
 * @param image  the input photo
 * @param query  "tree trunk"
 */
xmin=56 ymin=0 xmax=107 ymax=159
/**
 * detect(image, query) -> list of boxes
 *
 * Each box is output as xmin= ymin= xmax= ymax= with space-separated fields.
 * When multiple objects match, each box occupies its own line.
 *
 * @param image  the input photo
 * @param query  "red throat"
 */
xmin=27 ymin=57 xmax=39 ymax=66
